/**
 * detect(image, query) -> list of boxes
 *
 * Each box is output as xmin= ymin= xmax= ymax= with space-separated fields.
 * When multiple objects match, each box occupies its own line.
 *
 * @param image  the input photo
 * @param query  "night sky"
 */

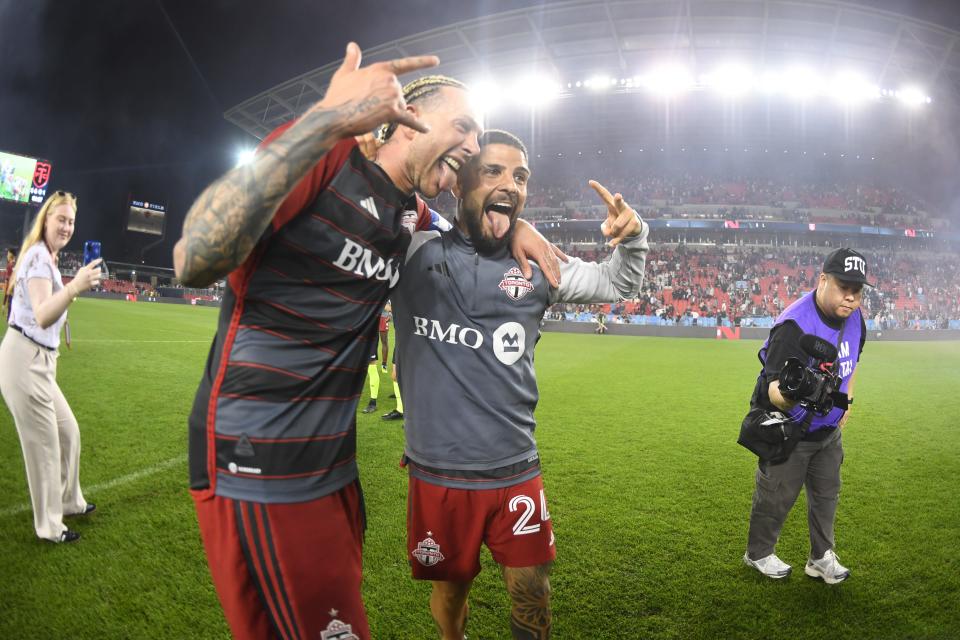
xmin=1 ymin=0 xmax=958 ymax=267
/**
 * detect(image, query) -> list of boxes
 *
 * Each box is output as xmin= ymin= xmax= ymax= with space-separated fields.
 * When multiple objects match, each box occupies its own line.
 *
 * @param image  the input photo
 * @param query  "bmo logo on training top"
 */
xmin=493 ymin=322 xmax=525 ymax=365
xmin=844 ymin=256 xmax=866 ymax=275
xmin=413 ymin=317 xmax=483 ymax=349
xmin=411 ymin=318 xmax=527 ymax=366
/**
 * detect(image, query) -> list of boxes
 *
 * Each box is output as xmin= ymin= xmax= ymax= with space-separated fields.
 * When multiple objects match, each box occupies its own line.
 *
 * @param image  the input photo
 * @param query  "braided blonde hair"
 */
xmin=376 ymin=75 xmax=468 ymax=143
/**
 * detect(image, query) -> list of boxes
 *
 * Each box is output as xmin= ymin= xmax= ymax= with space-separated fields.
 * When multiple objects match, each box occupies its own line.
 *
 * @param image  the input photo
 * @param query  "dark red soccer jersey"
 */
xmin=189 ymin=123 xmax=431 ymax=503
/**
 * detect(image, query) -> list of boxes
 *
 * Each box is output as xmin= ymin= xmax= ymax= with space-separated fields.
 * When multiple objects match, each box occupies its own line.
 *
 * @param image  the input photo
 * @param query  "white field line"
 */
xmin=71 ymin=339 xmax=209 ymax=343
xmin=0 ymin=454 xmax=187 ymax=517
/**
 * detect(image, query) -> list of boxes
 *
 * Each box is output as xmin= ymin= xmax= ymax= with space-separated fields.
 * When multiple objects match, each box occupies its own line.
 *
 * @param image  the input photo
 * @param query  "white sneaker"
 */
xmin=743 ymin=552 xmax=792 ymax=579
xmin=805 ymin=549 xmax=850 ymax=584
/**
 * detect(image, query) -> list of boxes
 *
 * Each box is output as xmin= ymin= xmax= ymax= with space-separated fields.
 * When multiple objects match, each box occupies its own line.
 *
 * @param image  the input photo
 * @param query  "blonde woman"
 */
xmin=0 ymin=190 xmax=102 ymax=543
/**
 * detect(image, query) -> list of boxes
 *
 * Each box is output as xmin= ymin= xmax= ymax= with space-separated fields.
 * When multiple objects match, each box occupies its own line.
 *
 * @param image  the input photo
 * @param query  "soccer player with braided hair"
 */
xmin=175 ymin=43 xmax=563 ymax=640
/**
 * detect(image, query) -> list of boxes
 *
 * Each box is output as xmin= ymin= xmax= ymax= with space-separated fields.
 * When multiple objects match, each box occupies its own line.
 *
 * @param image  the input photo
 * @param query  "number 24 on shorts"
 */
xmin=509 ymin=489 xmax=551 ymax=536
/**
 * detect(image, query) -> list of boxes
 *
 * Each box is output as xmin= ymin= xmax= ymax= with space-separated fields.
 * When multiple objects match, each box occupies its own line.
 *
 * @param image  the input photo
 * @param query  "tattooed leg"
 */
xmin=429 ymin=580 xmax=471 ymax=640
xmin=503 ymin=562 xmax=552 ymax=640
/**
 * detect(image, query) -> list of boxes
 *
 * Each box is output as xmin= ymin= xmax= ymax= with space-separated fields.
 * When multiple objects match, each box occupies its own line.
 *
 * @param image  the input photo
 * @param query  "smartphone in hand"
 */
xmin=83 ymin=241 xmax=101 ymax=266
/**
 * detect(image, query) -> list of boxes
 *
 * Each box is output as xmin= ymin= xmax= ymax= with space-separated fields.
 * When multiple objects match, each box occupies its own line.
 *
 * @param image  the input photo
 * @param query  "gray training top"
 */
xmin=392 ymin=221 xmax=649 ymax=489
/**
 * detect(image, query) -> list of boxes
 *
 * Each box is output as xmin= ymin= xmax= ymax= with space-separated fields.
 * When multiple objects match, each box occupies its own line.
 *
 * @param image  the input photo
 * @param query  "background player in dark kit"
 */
xmin=392 ymin=130 xmax=649 ymax=639
xmin=3 ymin=247 xmax=17 ymax=319
xmin=743 ymin=248 xmax=870 ymax=584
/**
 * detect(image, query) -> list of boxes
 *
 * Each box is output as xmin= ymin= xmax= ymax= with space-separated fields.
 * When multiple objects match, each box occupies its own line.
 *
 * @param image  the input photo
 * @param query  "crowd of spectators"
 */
xmin=546 ymin=244 xmax=960 ymax=329
xmin=55 ymin=250 xmax=165 ymax=298
xmin=518 ymin=174 xmax=946 ymax=230
xmin=5 ymin=245 xmax=954 ymax=330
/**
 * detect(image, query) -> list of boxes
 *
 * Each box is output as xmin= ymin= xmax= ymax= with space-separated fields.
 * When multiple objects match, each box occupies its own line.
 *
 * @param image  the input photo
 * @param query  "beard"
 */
xmin=461 ymin=205 xmax=516 ymax=255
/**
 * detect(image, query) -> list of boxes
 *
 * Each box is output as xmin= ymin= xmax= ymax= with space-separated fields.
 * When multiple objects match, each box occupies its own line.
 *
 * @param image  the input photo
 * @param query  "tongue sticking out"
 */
xmin=437 ymin=160 xmax=458 ymax=193
xmin=485 ymin=210 xmax=512 ymax=239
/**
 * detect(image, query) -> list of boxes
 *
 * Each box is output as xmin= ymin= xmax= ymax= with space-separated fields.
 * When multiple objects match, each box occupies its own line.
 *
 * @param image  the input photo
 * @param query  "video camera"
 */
xmin=777 ymin=334 xmax=849 ymax=415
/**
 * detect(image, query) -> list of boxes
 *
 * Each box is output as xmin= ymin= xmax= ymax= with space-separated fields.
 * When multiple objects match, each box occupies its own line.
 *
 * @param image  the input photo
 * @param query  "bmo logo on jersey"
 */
xmin=493 ymin=322 xmax=525 ymax=365
xmin=413 ymin=317 xmax=483 ymax=349
xmin=332 ymin=238 xmax=400 ymax=287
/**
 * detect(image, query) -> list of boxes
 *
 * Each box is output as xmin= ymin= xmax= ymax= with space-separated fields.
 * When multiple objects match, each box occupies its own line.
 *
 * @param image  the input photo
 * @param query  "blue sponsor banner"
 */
xmin=687 ymin=220 xmax=724 ymax=229
xmin=812 ymin=223 xmax=854 ymax=233
xmin=765 ymin=222 xmax=809 ymax=232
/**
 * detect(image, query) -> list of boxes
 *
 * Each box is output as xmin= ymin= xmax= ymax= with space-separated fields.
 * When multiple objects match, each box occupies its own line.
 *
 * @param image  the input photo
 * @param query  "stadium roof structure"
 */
xmin=225 ymin=0 xmax=960 ymax=142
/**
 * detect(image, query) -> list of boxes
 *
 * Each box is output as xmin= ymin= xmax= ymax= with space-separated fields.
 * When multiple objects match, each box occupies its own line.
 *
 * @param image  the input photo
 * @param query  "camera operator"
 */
xmin=743 ymin=248 xmax=870 ymax=584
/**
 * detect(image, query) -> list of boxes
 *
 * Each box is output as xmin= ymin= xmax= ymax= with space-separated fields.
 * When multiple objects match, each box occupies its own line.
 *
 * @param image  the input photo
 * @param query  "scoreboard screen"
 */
xmin=0 ymin=149 xmax=52 ymax=205
xmin=127 ymin=198 xmax=166 ymax=236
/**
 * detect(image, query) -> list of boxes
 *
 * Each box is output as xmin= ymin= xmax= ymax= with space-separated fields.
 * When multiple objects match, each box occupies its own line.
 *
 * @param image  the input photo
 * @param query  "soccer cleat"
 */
xmin=381 ymin=364 xmax=388 ymax=373
xmin=382 ymin=409 xmax=404 ymax=421
xmin=743 ymin=552 xmax=792 ymax=579
xmin=361 ymin=399 xmax=377 ymax=414
xmin=805 ymin=550 xmax=850 ymax=584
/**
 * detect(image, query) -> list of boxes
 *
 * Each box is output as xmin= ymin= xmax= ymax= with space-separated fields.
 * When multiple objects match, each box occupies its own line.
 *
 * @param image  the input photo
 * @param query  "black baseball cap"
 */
xmin=822 ymin=248 xmax=874 ymax=287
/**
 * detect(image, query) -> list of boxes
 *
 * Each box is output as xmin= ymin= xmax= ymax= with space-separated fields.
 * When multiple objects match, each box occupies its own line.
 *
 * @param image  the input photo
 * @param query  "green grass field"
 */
xmin=1 ymin=298 xmax=958 ymax=639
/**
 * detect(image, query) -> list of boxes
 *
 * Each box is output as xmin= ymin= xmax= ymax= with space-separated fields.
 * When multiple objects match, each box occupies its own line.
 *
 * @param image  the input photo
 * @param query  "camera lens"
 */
xmin=779 ymin=358 xmax=806 ymax=395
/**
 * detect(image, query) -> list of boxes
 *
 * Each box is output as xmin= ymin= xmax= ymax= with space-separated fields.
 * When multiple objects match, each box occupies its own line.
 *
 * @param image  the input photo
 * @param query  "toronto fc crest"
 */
xmin=498 ymin=267 xmax=534 ymax=301
xmin=321 ymin=611 xmax=359 ymax=640
xmin=412 ymin=535 xmax=445 ymax=566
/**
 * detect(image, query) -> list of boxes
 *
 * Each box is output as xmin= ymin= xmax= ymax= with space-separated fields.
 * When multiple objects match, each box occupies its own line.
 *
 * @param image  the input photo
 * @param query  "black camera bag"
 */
xmin=737 ymin=408 xmax=810 ymax=465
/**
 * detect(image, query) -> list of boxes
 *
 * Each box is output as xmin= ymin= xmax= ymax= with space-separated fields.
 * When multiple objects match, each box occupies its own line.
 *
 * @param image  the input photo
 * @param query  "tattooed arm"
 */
xmin=174 ymin=110 xmax=348 ymax=286
xmin=503 ymin=562 xmax=553 ymax=640
xmin=174 ymin=42 xmax=438 ymax=287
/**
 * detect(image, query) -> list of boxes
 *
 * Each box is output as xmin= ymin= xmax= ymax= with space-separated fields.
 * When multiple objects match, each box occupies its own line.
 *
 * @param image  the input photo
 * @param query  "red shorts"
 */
xmin=406 ymin=474 xmax=556 ymax=582
xmin=192 ymin=481 xmax=369 ymax=640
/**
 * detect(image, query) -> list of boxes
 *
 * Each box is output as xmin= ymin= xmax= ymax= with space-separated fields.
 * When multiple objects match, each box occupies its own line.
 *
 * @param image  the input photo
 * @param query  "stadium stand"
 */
xmin=545 ymin=244 xmax=960 ymax=330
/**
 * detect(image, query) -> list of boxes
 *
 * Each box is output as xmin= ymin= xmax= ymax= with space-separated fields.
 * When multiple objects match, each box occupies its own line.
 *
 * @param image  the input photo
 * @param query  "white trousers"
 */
xmin=0 ymin=329 xmax=87 ymax=541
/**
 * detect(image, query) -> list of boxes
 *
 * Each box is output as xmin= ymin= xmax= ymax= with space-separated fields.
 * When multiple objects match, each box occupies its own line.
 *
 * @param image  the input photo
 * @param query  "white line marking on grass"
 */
xmin=71 ymin=339 xmax=209 ymax=343
xmin=0 ymin=454 xmax=187 ymax=517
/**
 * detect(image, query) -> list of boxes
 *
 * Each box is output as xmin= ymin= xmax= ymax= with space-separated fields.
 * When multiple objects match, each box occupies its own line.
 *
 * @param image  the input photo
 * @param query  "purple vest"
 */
xmin=759 ymin=290 xmax=863 ymax=433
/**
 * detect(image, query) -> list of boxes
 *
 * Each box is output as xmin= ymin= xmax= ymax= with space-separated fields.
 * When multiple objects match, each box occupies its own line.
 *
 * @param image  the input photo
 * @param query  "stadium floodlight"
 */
xmin=236 ymin=149 xmax=256 ymax=166
xmin=756 ymin=71 xmax=782 ymax=94
xmin=780 ymin=66 xmax=823 ymax=99
xmin=512 ymin=75 xmax=561 ymax=108
xmin=896 ymin=86 xmax=930 ymax=107
xmin=702 ymin=64 xmax=754 ymax=97
xmin=638 ymin=65 xmax=694 ymax=96
xmin=469 ymin=79 xmax=502 ymax=120
xmin=829 ymin=71 xmax=881 ymax=104
xmin=584 ymin=75 xmax=613 ymax=91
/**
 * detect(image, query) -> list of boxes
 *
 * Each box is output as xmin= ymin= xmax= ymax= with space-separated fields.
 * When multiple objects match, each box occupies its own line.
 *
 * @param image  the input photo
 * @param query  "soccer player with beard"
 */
xmin=174 ymin=44 xmax=561 ymax=640
xmin=391 ymin=130 xmax=650 ymax=639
